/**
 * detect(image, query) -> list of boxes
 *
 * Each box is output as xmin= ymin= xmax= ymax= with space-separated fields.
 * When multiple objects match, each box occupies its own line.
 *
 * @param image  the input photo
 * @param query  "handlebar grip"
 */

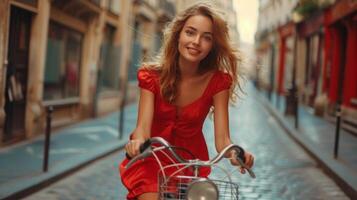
xmin=125 ymin=153 xmax=131 ymax=160
xmin=234 ymin=146 xmax=256 ymax=178
xmin=235 ymin=146 xmax=246 ymax=163
xmin=125 ymin=139 xmax=152 ymax=160
xmin=140 ymin=139 xmax=152 ymax=152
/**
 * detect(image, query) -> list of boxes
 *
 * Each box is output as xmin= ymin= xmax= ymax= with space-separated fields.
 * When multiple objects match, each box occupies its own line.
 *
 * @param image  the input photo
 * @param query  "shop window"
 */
xmin=98 ymin=25 xmax=120 ymax=92
xmin=128 ymin=41 xmax=142 ymax=82
xmin=128 ymin=21 xmax=142 ymax=82
xmin=43 ymin=22 xmax=82 ymax=100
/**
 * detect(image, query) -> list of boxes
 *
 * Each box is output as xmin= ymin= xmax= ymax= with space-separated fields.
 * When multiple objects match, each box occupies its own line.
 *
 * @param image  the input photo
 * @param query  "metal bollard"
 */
xmin=119 ymin=81 xmax=127 ymax=140
xmin=119 ymin=100 xmax=125 ymax=140
xmin=334 ymin=103 xmax=342 ymax=159
xmin=43 ymin=106 xmax=53 ymax=172
xmin=294 ymin=94 xmax=299 ymax=129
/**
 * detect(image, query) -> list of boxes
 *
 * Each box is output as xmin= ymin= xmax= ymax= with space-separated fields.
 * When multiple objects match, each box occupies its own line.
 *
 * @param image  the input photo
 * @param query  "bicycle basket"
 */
xmin=158 ymin=174 xmax=239 ymax=200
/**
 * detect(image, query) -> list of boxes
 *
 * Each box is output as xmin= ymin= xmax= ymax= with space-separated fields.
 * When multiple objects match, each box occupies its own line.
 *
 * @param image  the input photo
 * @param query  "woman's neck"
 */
xmin=178 ymin=57 xmax=199 ymax=79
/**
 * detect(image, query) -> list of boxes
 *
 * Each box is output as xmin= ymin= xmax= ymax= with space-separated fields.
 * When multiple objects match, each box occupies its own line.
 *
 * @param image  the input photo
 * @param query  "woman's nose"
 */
xmin=192 ymin=35 xmax=201 ymax=45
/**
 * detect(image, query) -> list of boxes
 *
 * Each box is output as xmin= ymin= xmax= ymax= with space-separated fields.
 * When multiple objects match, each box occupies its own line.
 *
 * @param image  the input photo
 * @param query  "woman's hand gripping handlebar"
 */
xmin=125 ymin=137 xmax=188 ymax=168
xmin=215 ymin=144 xmax=256 ymax=178
xmin=124 ymin=137 xmax=255 ymax=178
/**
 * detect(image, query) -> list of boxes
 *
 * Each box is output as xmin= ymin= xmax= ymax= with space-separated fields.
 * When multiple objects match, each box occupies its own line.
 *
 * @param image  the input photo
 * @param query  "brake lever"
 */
xmin=233 ymin=147 xmax=256 ymax=179
xmin=235 ymin=157 xmax=256 ymax=178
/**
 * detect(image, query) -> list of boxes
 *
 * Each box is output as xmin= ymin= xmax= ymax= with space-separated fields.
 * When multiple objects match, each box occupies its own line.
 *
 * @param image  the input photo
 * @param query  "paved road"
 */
xmin=25 ymin=84 xmax=349 ymax=200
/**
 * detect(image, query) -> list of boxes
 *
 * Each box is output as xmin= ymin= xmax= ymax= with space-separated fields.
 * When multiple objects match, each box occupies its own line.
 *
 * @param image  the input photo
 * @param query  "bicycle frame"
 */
xmin=125 ymin=137 xmax=255 ymax=200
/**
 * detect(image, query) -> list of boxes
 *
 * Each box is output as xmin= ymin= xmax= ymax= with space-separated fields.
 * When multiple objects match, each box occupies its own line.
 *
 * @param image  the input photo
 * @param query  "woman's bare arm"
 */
xmin=126 ymin=89 xmax=154 ymax=157
xmin=213 ymin=90 xmax=254 ymax=171
xmin=213 ymin=90 xmax=232 ymax=153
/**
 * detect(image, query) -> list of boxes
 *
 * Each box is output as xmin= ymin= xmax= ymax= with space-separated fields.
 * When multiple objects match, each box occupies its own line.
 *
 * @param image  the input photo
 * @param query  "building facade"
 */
xmin=0 ymin=0 xmax=135 ymax=146
xmin=126 ymin=0 xmax=176 ymax=104
xmin=255 ymin=0 xmax=357 ymax=133
xmin=255 ymin=0 xmax=299 ymax=95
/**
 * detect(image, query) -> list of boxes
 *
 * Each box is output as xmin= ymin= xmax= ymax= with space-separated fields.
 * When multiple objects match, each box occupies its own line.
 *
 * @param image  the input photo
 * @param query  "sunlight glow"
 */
xmin=233 ymin=0 xmax=259 ymax=44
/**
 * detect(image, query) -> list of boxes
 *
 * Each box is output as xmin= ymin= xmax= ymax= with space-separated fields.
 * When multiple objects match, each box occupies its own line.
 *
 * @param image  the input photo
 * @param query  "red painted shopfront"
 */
xmin=277 ymin=22 xmax=295 ymax=95
xmin=323 ymin=0 xmax=357 ymax=109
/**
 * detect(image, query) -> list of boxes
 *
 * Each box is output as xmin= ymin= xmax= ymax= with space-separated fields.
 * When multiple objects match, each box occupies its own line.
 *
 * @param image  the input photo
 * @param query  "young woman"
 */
xmin=120 ymin=3 xmax=254 ymax=200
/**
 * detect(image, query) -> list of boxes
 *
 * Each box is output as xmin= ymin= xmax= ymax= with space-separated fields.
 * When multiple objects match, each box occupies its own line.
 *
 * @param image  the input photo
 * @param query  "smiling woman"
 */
xmin=119 ymin=2 xmax=255 ymax=200
xmin=178 ymin=15 xmax=213 ymax=64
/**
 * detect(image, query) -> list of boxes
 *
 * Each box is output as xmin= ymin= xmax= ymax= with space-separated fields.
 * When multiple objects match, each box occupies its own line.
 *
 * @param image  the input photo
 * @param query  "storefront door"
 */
xmin=3 ymin=6 xmax=31 ymax=142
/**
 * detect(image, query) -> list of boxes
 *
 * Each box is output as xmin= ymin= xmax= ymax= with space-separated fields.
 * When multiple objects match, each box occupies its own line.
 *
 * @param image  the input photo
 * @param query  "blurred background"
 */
xmin=0 ymin=0 xmax=356 ymax=199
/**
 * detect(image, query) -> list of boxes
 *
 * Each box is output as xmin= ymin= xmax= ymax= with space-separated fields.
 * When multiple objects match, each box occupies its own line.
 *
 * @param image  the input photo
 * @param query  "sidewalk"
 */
xmin=0 ymin=104 xmax=137 ymax=200
xmin=257 ymin=90 xmax=357 ymax=199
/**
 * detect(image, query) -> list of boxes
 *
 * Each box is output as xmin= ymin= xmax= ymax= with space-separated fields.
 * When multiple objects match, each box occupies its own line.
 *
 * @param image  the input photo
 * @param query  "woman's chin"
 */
xmin=182 ymin=55 xmax=203 ymax=63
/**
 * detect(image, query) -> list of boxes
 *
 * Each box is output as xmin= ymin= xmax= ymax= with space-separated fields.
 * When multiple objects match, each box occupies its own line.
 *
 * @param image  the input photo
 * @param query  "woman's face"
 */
xmin=178 ymin=15 xmax=213 ymax=64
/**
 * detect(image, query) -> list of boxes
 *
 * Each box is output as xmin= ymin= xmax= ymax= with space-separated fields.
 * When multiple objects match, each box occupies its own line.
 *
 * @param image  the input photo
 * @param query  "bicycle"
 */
xmin=125 ymin=137 xmax=255 ymax=200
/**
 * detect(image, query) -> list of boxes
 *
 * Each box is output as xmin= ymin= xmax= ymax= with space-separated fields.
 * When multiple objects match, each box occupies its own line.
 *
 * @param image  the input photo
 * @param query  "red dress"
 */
xmin=119 ymin=68 xmax=232 ymax=199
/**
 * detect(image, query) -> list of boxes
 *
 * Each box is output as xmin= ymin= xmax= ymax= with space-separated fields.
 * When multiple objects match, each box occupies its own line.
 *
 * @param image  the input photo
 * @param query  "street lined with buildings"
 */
xmin=0 ymin=0 xmax=355 ymax=199
xmin=255 ymin=0 xmax=357 ymax=138
xmin=254 ymin=0 xmax=357 ymax=197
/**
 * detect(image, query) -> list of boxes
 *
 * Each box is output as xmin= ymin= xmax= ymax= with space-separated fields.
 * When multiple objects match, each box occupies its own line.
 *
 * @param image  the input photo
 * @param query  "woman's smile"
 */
xmin=187 ymin=47 xmax=201 ymax=55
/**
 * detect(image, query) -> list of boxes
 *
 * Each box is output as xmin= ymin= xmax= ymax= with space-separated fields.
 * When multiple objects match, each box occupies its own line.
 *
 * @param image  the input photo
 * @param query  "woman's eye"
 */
xmin=203 ymin=36 xmax=212 ymax=41
xmin=185 ymin=30 xmax=194 ymax=36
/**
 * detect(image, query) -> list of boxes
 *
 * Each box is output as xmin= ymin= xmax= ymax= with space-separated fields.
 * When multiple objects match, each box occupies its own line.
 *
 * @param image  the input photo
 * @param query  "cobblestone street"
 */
xmin=25 ymin=84 xmax=349 ymax=200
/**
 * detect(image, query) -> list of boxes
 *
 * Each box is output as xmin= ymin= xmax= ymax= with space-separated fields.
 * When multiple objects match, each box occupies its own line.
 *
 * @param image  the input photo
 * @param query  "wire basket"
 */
xmin=158 ymin=174 xmax=239 ymax=200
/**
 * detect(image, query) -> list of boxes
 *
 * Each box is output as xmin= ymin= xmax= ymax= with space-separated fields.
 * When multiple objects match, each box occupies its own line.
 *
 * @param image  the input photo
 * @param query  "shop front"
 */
xmin=324 ymin=0 xmax=357 ymax=133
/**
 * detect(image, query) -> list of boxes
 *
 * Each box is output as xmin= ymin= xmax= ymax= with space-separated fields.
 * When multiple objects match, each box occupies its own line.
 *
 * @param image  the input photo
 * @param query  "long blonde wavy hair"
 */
xmin=143 ymin=2 xmax=241 ymax=103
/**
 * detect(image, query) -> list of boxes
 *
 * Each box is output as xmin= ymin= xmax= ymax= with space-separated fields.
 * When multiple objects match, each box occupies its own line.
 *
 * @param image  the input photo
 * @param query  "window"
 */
xmin=128 ymin=21 xmax=142 ymax=81
xmin=129 ymin=41 xmax=142 ymax=82
xmin=43 ymin=22 xmax=82 ymax=100
xmin=98 ymin=25 xmax=120 ymax=92
xmin=109 ymin=0 xmax=120 ymax=14
xmin=104 ymin=0 xmax=120 ymax=15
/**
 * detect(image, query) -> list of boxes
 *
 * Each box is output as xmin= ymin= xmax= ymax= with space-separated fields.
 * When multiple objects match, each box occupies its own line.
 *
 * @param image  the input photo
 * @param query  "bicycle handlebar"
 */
xmin=125 ymin=137 xmax=255 ymax=178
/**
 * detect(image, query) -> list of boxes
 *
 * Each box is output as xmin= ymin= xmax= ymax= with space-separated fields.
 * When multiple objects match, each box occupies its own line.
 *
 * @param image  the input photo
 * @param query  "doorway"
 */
xmin=3 ymin=6 xmax=31 ymax=142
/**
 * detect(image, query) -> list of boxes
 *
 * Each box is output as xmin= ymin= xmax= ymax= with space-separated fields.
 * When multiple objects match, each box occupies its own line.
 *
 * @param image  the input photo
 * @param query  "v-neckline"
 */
xmin=171 ymin=70 xmax=217 ymax=110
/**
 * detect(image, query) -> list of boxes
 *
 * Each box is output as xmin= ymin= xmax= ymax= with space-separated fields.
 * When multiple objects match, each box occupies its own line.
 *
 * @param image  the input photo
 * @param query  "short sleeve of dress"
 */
xmin=137 ymin=68 xmax=157 ymax=93
xmin=211 ymin=72 xmax=232 ymax=96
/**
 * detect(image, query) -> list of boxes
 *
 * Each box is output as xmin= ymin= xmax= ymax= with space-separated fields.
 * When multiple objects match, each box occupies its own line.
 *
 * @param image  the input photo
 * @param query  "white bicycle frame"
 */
xmin=125 ymin=137 xmax=255 ymax=200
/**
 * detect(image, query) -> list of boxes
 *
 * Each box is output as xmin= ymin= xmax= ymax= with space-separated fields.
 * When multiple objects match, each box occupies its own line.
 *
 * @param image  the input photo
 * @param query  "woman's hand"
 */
xmin=125 ymin=139 xmax=145 ymax=159
xmin=228 ymin=150 xmax=255 ymax=174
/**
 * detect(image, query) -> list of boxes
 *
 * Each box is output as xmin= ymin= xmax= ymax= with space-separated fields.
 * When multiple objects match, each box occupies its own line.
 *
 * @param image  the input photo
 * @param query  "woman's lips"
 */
xmin=187 ymin=47 xmax=201 ymax=55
